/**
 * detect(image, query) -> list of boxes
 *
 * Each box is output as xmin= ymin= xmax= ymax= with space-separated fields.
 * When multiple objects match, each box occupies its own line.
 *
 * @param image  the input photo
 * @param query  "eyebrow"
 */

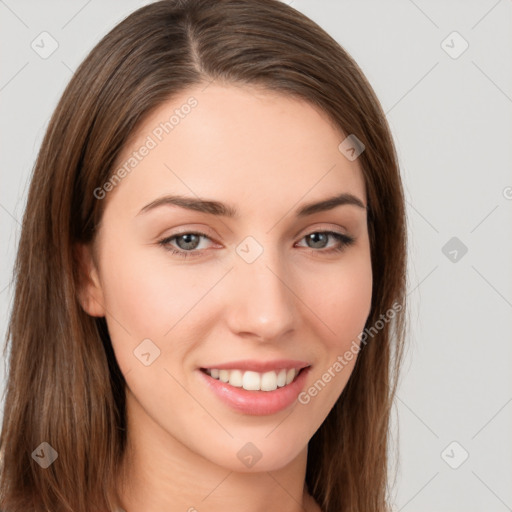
xmin=137 ymin=192 xmax=366 ymax=218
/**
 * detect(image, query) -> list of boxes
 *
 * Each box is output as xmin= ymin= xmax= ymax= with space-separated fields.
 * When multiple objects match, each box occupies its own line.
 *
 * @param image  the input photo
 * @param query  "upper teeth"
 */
xmin=206 ymin=368 xmax=299 ymax=391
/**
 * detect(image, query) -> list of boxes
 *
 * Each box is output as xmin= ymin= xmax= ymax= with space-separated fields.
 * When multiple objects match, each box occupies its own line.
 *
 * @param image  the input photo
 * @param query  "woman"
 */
xmin=0 ymin=1 xmax=407 ymax=511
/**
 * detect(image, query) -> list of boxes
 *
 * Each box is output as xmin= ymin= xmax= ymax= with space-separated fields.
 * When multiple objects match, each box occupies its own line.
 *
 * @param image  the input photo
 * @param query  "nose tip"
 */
xmin=226 ymin=257 xmax=297 ymax=343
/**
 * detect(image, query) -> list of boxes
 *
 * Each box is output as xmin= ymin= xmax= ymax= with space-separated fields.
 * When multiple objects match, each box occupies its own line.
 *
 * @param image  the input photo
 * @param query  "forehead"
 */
xmin=106 ymin=83 xmax=366 ymax=216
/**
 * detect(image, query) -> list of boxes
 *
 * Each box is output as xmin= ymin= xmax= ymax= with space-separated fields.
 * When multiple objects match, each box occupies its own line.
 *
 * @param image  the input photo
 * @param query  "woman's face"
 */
xmin=81 ymin=83 xmax=372 ymax=472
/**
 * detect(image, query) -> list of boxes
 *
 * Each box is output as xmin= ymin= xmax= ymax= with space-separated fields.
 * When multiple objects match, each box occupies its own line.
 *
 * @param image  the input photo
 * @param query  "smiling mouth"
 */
xmin=200 ymin=367 xmax=308 ymax=392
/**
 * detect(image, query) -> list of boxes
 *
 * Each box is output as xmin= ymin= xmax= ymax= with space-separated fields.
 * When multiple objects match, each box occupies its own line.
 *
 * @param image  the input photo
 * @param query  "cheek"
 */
xmin=297 ymin=247 xmax=373 ymax=349
xmin=293 ymin=253 xmax=371 ymax=432
xmin=98 ymin=240 xmax=227 ymax=374
xmin=99 ymin=243 xmax=209 ymax=334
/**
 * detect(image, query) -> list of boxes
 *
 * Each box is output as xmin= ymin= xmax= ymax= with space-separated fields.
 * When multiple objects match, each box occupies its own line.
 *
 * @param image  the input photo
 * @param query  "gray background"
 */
xmin=1 ymin=1 xmax=511 ymax=510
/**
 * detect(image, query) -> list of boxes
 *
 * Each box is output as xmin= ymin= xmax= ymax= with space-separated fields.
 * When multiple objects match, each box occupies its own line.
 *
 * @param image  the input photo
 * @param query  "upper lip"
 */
xmin=200 ymin=359 xmax=311 ymax=372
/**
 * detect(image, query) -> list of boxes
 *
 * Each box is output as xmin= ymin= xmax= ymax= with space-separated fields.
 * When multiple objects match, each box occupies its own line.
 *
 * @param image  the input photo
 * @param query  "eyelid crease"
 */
xmin=293 ymin=221 xmax=351 ymax=240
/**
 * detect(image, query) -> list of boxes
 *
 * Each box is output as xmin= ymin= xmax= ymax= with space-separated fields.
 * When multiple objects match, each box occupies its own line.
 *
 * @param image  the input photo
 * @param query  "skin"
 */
xmin=78 ymin=82 xmax=372 ymax=512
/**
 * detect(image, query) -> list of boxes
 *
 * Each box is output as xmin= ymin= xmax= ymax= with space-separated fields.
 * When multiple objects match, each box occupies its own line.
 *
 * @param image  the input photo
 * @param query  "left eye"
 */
xmin=296 ymin=231 xmax=355 ymax=251
xmin=161 ymin=232 xmax=207 ymax=252
xmin=158 ymin=230 xmax=355 ymax=258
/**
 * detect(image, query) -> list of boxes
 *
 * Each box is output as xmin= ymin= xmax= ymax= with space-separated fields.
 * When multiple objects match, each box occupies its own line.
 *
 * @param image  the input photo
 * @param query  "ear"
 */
xmin=74 ymin=242 xmax=106 ymax=317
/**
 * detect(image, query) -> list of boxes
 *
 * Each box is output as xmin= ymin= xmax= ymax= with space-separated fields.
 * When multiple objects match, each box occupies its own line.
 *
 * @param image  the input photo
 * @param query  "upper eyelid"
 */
xmin=162 ymin=227 xmax=350 ymax=246
xmin=164 ymin=221 xmax=350 ymax=239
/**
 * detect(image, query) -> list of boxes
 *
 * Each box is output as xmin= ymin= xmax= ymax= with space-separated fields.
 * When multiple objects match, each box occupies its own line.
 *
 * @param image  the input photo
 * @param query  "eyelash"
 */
xmin=157 ymin=230 xmax=355 ymax=259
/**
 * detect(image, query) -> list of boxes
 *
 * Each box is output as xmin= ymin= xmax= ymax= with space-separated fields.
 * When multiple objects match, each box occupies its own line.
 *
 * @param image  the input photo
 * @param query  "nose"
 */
xmin=225 ymin=246 xmax=297 ymax=343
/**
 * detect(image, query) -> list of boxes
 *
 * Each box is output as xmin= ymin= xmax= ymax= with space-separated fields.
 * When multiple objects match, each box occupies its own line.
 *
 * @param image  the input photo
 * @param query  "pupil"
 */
xmin=308 ymin=233 xmax=327 ymax=249
xmin=178 ymin=234 xmax=199 ymax=250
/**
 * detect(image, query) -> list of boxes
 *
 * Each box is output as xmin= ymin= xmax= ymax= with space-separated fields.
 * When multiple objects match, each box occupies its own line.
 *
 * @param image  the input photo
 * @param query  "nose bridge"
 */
xmin=227 ymin=235 xmax=297 ymax=341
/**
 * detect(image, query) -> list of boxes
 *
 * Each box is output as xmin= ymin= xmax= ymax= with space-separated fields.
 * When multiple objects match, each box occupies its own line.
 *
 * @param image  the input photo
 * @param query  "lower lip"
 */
xmin=198 ymin=367 xmax=311 ymax=416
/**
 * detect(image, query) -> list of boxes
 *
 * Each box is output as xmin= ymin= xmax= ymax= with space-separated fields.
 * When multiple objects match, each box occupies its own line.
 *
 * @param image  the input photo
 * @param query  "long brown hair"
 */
xmin=0 ymin=1 xmax=407 ymax=511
